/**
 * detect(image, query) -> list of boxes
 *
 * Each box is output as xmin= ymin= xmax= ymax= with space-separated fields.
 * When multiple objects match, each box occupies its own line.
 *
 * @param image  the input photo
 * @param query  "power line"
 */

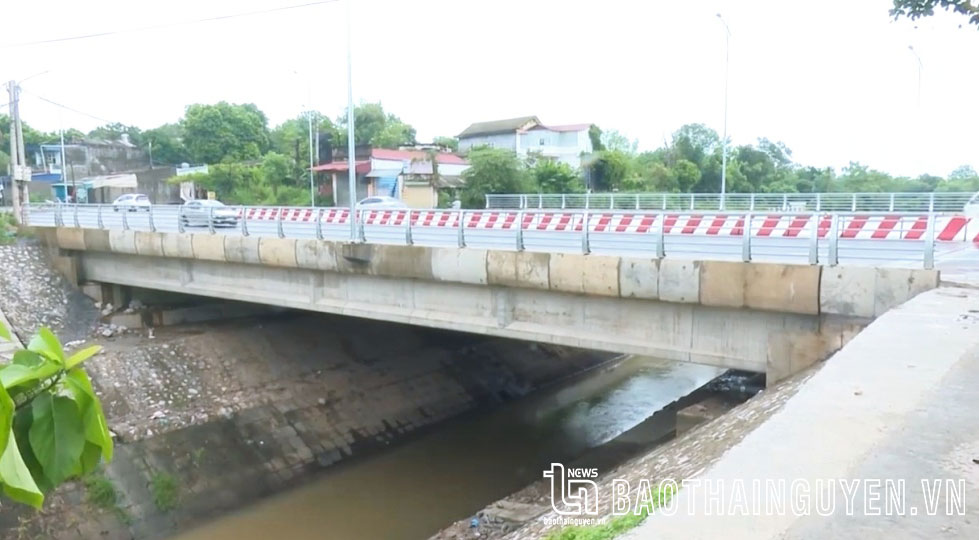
xmin=20 ymin=89 xmax=120 ymax=126
xmin=0 ymin=0 xmax=340 ymax=50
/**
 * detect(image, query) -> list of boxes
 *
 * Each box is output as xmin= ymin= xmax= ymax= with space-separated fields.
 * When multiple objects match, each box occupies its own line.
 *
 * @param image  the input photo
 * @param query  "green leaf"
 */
xmin=12 ymin=350 xmax=44 ymax=368
xmin=28 ymin=393 xmax=86 ymax=485
xmin=65 ymin=369 xmax=113 ymax=463
xmin=0 ymin=320 xmax=10 ymax=342
xmin=0 ymin=428 xmax=44 ymax=508
xmin=14 ymin=407 xmax=51 ymax=493
xmin=65 ymin=345 xmax=101 ymax=370
xmin=0 ymin=355 xmax=60 ymax=391
xmin=27 ymin=328 xmax=65 ymax=365
xmin=0 ymin=384 xmax=13 ymax=462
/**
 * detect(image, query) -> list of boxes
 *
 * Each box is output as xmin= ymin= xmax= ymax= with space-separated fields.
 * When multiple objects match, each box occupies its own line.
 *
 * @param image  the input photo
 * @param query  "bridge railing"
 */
xmin=26 ymin=203 xmax=958 ymax=269
xmin=485 ymin=192 xmax=976 ymax=213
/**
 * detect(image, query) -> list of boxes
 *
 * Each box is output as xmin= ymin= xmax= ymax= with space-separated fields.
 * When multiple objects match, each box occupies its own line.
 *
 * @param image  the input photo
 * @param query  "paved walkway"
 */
xmin=627 ymin=286 xmax=979 ymax=539
xmin=0 ymin=307 xmax=21 ymax=360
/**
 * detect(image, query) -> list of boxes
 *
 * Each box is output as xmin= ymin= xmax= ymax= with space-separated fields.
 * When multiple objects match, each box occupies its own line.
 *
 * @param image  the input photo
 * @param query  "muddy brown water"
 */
xmin=172 ymin=356 xmax=724 ymax=540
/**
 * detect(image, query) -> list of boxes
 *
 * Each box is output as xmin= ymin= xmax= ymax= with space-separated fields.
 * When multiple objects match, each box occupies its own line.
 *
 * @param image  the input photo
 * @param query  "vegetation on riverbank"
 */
xmin=544 ymin=484 xmax=674 ymax=540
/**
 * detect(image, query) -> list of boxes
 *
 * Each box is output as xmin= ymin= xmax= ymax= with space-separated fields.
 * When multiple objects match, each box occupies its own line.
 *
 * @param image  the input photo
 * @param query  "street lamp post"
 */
xmin=717 ymin=13 xmax=731 ymax=211
xmin=908 ymin=45 xmax=922 ymax=109
xmin=292 ymin=70 xmax=316 ymax=207
xmin=345 ymin=0 xmax=358 ymax=241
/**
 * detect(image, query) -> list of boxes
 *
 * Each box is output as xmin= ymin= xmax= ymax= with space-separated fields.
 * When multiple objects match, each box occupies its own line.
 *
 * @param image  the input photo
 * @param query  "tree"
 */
xmin=588 ymin=125 xmax=605 ymax=152
xmin=143 ymin=123 xmax=190 ymax=166
xmin=0 ymin=321 xmax=113 ymax=508
xmin=87 ymin=123 xmax=142 ymax=145
xmin=601 ymin=130 xmax=638 ymax=154
xmin=182 ymin=102 xmax=271 ymax=164
xmin=459 ymin=147 xmax=530 ymax=208
xmin=587 ymin=150 xmax=632 ymax=191
xmin=891 ymin=1 xmax=979 ymax=27
xmin=336 ymin=102 xmax=416 ymax=148
xmin=269 ymin=112 xmax=339 ymax=184
xmin=531 ymin=160 xmax=582 ymax=193
xmin=433 ymin=136 xmax=459 ymax=152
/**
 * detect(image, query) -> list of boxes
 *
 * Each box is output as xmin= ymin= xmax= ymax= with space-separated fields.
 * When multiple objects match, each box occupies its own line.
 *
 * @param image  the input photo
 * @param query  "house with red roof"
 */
xmin=457 ymin=116 xmax=594 ymax=168
xmin=312 ymin=147 xmax=469 ymax=208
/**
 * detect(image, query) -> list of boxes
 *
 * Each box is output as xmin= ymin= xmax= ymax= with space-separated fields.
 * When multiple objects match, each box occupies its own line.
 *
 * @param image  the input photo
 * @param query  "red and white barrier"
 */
xmin=238 ymin=208 xmax=979 ymax=242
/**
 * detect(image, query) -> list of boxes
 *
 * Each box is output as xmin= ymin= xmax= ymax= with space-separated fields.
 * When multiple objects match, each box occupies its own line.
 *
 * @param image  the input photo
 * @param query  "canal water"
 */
xmin=173 ymin=356 xmax=725 ymax=540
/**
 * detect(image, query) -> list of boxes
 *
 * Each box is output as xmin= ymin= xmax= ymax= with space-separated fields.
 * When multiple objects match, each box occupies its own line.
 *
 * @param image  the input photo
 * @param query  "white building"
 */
xmin=457 ymin=116 xmax=594 ymax=168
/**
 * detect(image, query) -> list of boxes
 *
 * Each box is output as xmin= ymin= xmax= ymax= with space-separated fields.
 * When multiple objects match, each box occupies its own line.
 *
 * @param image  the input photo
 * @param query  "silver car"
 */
xmin=112 ymin=193 xmax=151 ymax=212
xmin=180 ymin=200 xmax=239 ymax=228
xmin=357 ymin=196 xmax=407 ymax=209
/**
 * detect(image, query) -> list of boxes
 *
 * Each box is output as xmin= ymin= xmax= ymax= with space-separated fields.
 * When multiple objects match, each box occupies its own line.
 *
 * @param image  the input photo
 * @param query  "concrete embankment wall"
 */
xmin=36 ymin=227 xmax=939 ymax=382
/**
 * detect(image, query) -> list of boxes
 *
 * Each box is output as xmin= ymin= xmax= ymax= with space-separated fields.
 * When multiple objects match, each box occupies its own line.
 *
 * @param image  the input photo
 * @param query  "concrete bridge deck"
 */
xmin=33 ymin=226 xmax=939 ymax=384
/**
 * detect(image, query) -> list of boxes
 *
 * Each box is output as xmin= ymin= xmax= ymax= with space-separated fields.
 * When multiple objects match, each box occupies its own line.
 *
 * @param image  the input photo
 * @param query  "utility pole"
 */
xmin=7 ymin=80 xmax=27 ymax=223
xmin=908 ymin=45 xmax=922 ymax=110
xmin=716 ymin=13 xmax=731 ymax=211
xmin=345 ymin=0 xmax=358 ymax=240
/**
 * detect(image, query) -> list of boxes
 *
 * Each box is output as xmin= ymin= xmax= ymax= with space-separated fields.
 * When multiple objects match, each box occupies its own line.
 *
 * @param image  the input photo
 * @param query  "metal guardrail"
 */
xmin=485 ymin=192 xmax=976 ymax=213
xmin=25 ymin=203 xmax=942 ymax=269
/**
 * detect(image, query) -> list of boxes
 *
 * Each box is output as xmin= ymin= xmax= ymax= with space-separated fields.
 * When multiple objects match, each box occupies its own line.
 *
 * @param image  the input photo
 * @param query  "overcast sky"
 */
xmin=3 ymin=0 xmax=976 ymax=177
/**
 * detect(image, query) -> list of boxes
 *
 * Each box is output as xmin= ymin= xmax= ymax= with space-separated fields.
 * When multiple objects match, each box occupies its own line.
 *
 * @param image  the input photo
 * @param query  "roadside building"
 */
xmin=313 ymin=147 xmax=469 ymax=208
xmin=457 ymin=116 xmax=594 ymax=168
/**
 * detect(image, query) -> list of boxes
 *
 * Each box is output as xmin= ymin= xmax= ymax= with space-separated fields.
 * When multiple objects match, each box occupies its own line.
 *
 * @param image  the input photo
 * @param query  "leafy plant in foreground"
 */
xmin=0 ymin=321 xmax=113 ymax=508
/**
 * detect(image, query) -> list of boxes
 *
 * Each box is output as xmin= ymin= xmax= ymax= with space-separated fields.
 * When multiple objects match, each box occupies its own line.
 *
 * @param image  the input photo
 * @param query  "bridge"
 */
xmin=26 ymin=203 xmax=947 ymax=385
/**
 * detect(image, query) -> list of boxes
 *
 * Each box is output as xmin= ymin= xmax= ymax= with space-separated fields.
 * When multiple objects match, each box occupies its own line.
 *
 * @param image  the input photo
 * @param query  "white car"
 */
xmin=112 ymin=193 xmax=151 ymax=212
xmin=357 ymin=196 xmax=407 ymax=209
xmin=180 ymin=200 xmax=239 ymax=228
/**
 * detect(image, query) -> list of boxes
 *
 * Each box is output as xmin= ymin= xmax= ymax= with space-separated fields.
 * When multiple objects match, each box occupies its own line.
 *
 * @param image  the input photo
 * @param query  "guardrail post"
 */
xmin=208 ymin=206 xmax=216 ymax=234
xmin=457 ymin=210 xmax=466 ymax=248
xmin=828 ymin=214 xmax=840 ymax=266
xmin=315 ymin=208 xmax=323 ymax=240
xmin=815 ymin=193 xmax=821 ymax=212
xmin=741 ymin=213 xmax=752 ymax=262
xmin=609 ymin=195 xmax=614 ymax=210
xmin=537 ymin=195 xmax=543 ymax=209
xmin=148 ymin=205 xmax=156 ymax=232
xmin=358 ymin=210 xmax=367 ymax=242
xmin=655 ymin=213 xmax=665 ymax=259
xmin=54 ymin=204 xmax=62 ymax=227
xmin=515 ymin=211 xmax=524 ymax=251
xmin=690 ymin=194 xmax=695 ymax=210
xmin=241 ymin=207 xmax=249 ymax=236
xmin=782 ymin=194 xmax=788 ymax=211
xmin=661 ymin=194 xmax=667 ymax=210
xmin=888 ymin=193 xmax=895 ymax=212
xmin=749 ymin=193 xmax=755 ymax=211
xmin=850 ymin=194 xmax=857 ymax=212
xmin=404 ymin=209 xmax=413 ymax=245
xmin=924 ymin=213 xmax=935 ymax=270
xmin=808 ymin=214 xmax=818 ymax=265
xmin=177 ymin=205 xmax=184 ymax=233
xmin=276 ymin=207 xmax=285 ymax=238
xmin=561 ymin=194 xmax=566 ymax=209
xmin=928 ymin=192 xmax=935 ymax=213
xmin=485 ymin=197 xmax=490 ymax=209
xmin=635 ymin=194 xmax=640 ymax=210
xmin=584 ymin=193 xmax=590 ymax=210
xmin=74 ymin=204 xmax=80 ymax=228
xmin=121 ymin=206 xmax=129 ymax=231
xmin=581 ymin=211 xmax=591 ymax=254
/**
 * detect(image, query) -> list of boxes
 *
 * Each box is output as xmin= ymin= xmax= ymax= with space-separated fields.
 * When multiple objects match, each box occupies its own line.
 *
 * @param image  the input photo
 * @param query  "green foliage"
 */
xmin=336 ymin=102 xmax=416 ymax=148
xmin=0 ymin=321 xmax=112 ymax=508
xmin=588 ymin=150 xmax=632 ymax=191
xmin=83 ymin=471 xmax=118 ymax=508
xmin=588 ymin=125 xmax=605 ymax=152
xmin=433 ymin=136 xmax=459 ymax=152
xmin=87 ymin=123 xmax=142 ymax=145
xmin=269 ymin=112 xmax=339 ymax=183
xmin=150 ymin=471 xmax=180 ymax=512
xmin=532 ymin=160 xmax=584 ymax=193
xmin=171 ymin=152 xmax=310 ymax=206
xmin=544 ymin=484 xmax=674 ymax=540
xmin=460 ymin=147 xmax=531 ymax=208
xmin=601 ymin=130 xmax=638 ymax=154
xmin=891 ymin=1 xmax=979 ymax=27
xmin=0 ymin=212 xmax=16 ymax=245
xmin=183 ymin=102 xmax=271 ymax=164
xmin=143 ymin=123 xmax=190 ymax=166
